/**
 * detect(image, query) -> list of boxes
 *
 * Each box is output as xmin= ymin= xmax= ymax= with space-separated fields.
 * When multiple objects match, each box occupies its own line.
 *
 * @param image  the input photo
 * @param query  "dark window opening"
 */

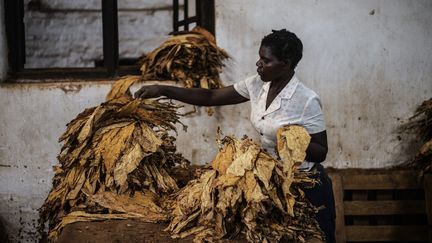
xmin=4 ymin=0 xmax=215 ymax=80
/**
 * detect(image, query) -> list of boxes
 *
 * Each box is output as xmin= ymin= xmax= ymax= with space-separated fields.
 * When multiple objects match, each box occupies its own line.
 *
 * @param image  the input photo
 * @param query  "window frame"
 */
xmin=4 ymin=0 xmax=215 ymax=80
xmin=173 ymin=0 xmax=215 ymax=34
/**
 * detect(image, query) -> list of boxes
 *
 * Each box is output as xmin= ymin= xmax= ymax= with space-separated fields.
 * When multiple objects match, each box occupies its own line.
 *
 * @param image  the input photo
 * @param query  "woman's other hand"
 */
xmin=134 ymin=85 xmax=164 ymax=99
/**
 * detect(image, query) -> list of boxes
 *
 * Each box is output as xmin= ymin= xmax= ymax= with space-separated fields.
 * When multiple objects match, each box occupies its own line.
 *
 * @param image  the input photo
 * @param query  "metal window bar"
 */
xmin=173 ymin=0 xmax=214 ymax=35
xmin=3 ymin=0 xmax=215 ymax=80
xmin=102 ymin=0 xmax=119 ymax=76
xmin=4 ymin=0 xmax=26 ymax=73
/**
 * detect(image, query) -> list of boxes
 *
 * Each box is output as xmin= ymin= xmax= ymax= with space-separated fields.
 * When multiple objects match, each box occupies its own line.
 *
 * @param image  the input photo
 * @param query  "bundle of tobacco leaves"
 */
xmin=39 ymin=76 xmax=188 ymax=241
xmin=401 ymin=98 xmax=432 ymax=172
xmin=140 ymin=26 xmax=229 ymax=89
xmin=166 ymin=126 xmax=324 ymax=243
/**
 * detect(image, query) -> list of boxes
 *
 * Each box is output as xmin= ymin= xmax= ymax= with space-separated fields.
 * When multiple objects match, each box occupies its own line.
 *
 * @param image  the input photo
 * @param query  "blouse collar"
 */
xmin=261 ymin=76 xmax=300 ymax=116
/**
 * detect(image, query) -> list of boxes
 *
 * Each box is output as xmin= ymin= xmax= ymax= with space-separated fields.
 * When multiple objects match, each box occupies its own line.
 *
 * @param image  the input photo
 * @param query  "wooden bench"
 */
xmin=328 ymin=169 xmax=432 ymax=243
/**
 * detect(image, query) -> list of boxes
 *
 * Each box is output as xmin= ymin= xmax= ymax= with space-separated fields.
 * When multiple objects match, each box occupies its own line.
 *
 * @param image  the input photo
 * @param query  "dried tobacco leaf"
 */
xmin=106 ymin=75 xmax=141 ymax=101
xmin=140 ymin=27 xmax=229 ymax=90
xmin=39 ymin=77 xmax=188 ymax=241
xmin=167 ymin=127 xmax=324 ymax=243
xmin=399 ymin=97 xmax=432 ymax=172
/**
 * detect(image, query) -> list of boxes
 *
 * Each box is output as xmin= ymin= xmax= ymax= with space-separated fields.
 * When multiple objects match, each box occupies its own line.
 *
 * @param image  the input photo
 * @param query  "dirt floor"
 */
xmin=56 ymin=219 xmax=246 ymax=243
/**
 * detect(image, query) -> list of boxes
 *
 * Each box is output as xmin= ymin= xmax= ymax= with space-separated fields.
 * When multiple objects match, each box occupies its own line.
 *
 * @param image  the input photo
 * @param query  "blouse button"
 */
xmin=261 ymin=116 xmax=265 ymax=120
xmin=260 ymin=132 xmax=264 ymax=136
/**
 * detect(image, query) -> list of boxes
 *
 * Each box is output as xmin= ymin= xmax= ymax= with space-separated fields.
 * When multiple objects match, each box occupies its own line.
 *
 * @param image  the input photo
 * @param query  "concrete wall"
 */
xmin=1 ymin=0 xmax=432 ymax=241
xmin=216 ymin=0 xmax=432 ymax=168
xmin=0 ymin=81 xmax=254 ymax=242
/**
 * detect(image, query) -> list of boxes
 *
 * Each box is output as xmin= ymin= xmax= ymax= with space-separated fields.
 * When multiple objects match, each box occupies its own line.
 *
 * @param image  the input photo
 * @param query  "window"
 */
xmin=4 ymin=0 xmax=215 ymax=80
xmin=173 ymin=0 xmax=214 ymax=34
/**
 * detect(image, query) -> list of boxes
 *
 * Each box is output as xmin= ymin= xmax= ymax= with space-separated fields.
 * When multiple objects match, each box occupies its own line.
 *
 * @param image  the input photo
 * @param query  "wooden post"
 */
xmin=423 ymin=174 xmax=432 ymax=243
xmin=329 ymin=173 xmax=346 ymax=243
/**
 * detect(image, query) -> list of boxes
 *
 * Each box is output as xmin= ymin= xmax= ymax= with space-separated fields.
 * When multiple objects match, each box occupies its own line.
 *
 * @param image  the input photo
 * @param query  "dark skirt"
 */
xmin=302 ymin=164 xmax=336 ymax=243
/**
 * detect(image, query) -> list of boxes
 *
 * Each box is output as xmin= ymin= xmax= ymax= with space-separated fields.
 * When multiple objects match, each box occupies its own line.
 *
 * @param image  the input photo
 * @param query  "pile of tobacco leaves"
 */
xmin=39 ymin=76 xmax=188 ymax=241
xmin=402 ymin=97 xmax=432 ymax=172
xmin=165 ymin=126 xmax=324 ymax=243
xmin=39 ymin=74 xmax=323 ymax=242
xmin=139 ymin=26 xmax=229 ymax=89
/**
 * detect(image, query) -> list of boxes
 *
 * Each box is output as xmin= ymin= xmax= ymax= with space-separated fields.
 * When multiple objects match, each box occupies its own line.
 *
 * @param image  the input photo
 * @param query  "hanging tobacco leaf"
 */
xmin=139 ymin=27 xmax=229 ymax=90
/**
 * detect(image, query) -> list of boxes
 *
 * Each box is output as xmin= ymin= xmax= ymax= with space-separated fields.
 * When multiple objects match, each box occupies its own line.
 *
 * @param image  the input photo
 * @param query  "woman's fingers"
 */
xmin=134 ymin=85 xmax=162 ymax=99
xmin=134 ymin=87 xmax=144 ymax=98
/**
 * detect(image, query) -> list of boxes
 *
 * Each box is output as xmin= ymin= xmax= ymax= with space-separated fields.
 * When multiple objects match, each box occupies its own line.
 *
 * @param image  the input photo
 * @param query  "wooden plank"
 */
xmin=342 ymin=171 xmax=421 ymax=190
xmin=423 ymin=174 xmax=432 ymax=242
xmin=375 ymin=190 xmax=396 ymax=225
xmin=328 ymin=173 xmax=346 ymax=243
xmin=346 ymin=225 xmax=429 ymax=241
xmin=344 ymin=200 xmax=426 ymax=215
xmin=350 ymin=190 xmax=370 ymax=226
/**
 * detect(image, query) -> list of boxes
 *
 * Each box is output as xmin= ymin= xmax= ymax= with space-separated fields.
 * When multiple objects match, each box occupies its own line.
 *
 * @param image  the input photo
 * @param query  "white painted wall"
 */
xmin=216 ymin=0 xmax=432 ymax=168
xmin=0 ymin=81 xmax=254 ymax=242
xmin=1 ymin=0 xmax=432 ymax=241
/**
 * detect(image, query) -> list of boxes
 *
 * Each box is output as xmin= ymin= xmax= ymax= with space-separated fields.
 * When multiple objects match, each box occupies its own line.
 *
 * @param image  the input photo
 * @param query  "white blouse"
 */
xmin=233 ymin=74 xmax=326 ymax=170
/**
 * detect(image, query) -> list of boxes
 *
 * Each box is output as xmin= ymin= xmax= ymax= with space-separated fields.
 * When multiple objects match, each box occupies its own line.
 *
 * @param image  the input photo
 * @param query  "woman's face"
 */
xmin=256 ymin=45 xmax=290 ymax=82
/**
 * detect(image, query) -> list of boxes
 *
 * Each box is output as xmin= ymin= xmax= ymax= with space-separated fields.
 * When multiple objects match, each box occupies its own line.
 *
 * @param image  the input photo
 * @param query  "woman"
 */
xmin=135 ymin=29 xmax=336 ymax=243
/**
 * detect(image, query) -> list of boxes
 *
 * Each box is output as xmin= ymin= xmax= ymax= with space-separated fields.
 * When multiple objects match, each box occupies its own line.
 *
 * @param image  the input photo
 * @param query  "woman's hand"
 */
xmin=134 ymin=85 xmax=164 ymax=99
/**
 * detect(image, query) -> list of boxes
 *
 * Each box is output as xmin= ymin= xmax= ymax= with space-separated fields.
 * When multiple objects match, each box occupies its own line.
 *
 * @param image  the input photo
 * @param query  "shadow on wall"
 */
xmin=0 ymin=216 xmax=8 ymax=242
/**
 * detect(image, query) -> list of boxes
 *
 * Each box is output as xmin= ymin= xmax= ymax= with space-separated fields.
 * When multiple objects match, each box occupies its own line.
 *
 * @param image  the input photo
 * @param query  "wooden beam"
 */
xmin=344 ymin=200 xmax=426 ymax=215
xmin=328 ymin=173 xmax=347 ymax=243
xmin=345 ymin=225 xmax=428 ymax=242
xmin=423 ymin=174 xmax=432 ymax=242
xmin=342 ymin=171 xmax=421 ymax=190
xmin=346 ymin=225 xmax=429 ymax=241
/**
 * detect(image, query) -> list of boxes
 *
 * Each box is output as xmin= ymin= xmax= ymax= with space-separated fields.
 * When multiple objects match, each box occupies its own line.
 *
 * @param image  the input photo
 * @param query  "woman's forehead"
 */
xmin=259 ymin=45 xmax=277 ymax=59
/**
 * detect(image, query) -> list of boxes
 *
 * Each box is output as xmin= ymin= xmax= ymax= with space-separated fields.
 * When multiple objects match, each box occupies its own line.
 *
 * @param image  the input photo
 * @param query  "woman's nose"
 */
xmin=256 ymin=60 xmax=261 ymax=67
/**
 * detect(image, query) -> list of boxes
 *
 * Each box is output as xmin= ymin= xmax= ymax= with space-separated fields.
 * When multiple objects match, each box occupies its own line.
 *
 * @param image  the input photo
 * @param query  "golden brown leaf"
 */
xmin=106 ymin=75 xmax=141 ymax=101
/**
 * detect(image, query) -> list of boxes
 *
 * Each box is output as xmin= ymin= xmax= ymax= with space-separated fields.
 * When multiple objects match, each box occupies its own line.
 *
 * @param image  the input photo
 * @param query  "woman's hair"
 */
xmin=261 ymin=29 xmax=303 ymax=68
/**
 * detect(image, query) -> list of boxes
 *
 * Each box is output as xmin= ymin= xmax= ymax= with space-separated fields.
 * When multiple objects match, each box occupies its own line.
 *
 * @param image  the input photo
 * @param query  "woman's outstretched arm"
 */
xmin=134 ymin=85 xmax=249 ymax=106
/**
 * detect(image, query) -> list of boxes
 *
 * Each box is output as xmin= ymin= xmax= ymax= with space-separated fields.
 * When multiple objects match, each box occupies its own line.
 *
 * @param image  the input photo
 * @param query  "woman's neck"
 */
xmin=270 ymin=70 xmax=295 ymax=92
xmin=266 ymin=70 xmax=295 ymax=109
